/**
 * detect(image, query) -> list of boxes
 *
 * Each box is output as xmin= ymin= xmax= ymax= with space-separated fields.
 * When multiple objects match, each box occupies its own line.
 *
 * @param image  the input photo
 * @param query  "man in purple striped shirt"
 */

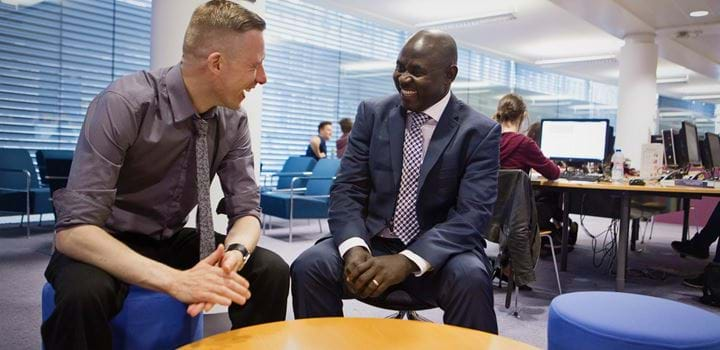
xmin=41 ymin=2 xmax=289 ymax=349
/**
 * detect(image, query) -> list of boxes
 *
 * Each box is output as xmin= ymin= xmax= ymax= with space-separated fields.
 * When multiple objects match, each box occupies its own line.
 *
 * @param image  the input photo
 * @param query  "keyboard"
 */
xmin=559 ymin=173 xmax=603 ymax=182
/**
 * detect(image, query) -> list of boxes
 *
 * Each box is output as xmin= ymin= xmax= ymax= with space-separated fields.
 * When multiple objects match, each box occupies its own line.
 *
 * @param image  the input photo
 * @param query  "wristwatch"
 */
xmin=225 ymin=243 xmax=251 ymax=264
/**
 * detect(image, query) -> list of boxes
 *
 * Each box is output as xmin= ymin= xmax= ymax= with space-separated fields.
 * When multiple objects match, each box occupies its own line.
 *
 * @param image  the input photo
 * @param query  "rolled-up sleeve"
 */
xmin=217 ymin=112 xmax=261 ymax=230
xmin=54 ymin=91 xmax=138 ymax=230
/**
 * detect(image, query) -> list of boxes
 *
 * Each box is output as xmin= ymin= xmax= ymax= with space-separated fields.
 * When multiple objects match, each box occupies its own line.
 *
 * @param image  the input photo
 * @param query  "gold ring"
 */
xmin=372 ymin=279 xmax=380 ymax=287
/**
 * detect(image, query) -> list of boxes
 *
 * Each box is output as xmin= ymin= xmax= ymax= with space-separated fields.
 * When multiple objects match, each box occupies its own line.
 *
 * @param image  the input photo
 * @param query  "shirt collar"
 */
xmin=420 ymin=90 xmax=451 ymax=122
xmin=165 ymin=63 xmax=199 ymax=122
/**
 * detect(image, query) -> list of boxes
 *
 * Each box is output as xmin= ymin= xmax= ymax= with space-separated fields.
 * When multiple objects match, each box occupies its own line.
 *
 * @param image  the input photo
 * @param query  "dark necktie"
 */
xmin=196 ymin=118 xmax=214 ymax=258
xmin=392 ymin=111 xmax=430 ymax=244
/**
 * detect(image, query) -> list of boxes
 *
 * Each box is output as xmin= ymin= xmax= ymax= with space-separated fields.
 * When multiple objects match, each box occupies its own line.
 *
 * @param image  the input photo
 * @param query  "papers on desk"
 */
xmin=641 ymin=144 xmax=664 ymax=179
xmin=660 ymin=179 xmax=720 ymax=188
xmin=529 ymin=171 xmax=541 ymax=181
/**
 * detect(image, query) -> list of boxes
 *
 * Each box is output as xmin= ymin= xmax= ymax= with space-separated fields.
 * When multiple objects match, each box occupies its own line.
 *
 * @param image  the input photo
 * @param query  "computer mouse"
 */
xmin=629 ymin=179 xmax=645 ymax=186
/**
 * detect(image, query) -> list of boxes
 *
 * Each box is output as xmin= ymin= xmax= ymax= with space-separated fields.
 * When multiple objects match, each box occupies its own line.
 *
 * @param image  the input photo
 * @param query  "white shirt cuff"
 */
xmin=399 ymin=249 xmax=431 ymax=276
xmin=338 ymin=237 xmax=370 ymax=259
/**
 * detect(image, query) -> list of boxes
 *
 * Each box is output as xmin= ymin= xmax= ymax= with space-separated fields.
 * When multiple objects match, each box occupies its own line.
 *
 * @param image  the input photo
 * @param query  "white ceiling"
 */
xmin=304 ymin=0 xmax=720 ymax=104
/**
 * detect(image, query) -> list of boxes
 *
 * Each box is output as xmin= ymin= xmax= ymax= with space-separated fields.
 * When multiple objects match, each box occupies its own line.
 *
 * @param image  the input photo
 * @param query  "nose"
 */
xmin=397 ymin=71 xmax=413 ymax=85
xmin=256 ymin=64 xmax=267 ymax=85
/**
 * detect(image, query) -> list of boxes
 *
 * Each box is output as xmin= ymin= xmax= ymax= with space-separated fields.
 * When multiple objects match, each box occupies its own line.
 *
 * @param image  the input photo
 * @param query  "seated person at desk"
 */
xmin=306 ymin=121 xmax=332 ymax=160
xmin=496 ymin=95 xmax=559 ymax=180
xmin=672 ymin=202 xmax=720 ymax=291
xmin=496 ymin=101 xmax=577 ymax=247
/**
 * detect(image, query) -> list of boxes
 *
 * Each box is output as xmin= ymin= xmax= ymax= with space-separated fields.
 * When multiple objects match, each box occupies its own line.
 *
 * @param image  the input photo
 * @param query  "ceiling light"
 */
xmin=415 ymin=12 xmax=516 ymax=30
xmin=0 ymin=0 xmax=44 ymax=6
xmin=681 ymin=94 xmax=720 ymax=100
xmin=529 ymin=102 xmax=573 ymax=107
xmin=526 ymin=95 xmax=576 ymax=102
xmin=656 ymin=75 xmax=689 ymax=84
xmin=571 ymin=104 xmax=618 ymax=111
xmin=340 ymin=60 xmax=394 ymax=72
xmin=659 ymin=111 xmax=693 ymax=117
xmin=535 ymin=54 xmax=616 ymax=65
xmin=452 ymin=81 xmax=495 ymax=89
xmin=689 ymin=10 xmax=710 ymax=18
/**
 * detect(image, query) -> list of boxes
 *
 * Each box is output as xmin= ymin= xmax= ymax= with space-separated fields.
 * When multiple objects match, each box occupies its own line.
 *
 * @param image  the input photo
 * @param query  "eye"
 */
xmin=408 ymin=67 xmax=425 ymax=77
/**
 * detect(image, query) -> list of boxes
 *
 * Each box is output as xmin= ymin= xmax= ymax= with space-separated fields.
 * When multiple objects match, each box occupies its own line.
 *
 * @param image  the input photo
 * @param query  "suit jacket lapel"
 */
xmin=418 ymin=95 xmax=460 ymax=190
xmin=388 ymin=104 xmax=406 ymax=188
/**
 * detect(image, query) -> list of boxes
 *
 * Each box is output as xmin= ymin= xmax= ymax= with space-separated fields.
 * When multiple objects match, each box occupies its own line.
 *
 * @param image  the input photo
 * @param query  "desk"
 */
xmin=180 ymin=318 xmax=538 ymax=350
xmin=534 ymin=180 xmax=720 ymax=291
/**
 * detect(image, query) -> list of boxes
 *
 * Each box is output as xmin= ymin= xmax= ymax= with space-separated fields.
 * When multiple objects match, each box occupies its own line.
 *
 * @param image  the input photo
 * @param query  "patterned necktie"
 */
xmin=196 ymin=118 xmax=215 ymax=259
xmin=392 ymin=111 xmax=430 ymax=244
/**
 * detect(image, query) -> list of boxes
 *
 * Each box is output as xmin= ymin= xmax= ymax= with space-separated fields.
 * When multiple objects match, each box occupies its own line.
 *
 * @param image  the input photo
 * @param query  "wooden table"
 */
xmin=180 ymin=317 xmax=538 ymax=350
xmin=534 ymin=180 xmax=720 ymax=291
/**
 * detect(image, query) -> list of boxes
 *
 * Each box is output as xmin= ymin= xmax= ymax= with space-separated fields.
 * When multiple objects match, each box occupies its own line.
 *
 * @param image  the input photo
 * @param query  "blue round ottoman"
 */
xmin=42 ymin=282 xmax=204 ymax=349
xmin=548 ymin=292 xmax=720 ymax=350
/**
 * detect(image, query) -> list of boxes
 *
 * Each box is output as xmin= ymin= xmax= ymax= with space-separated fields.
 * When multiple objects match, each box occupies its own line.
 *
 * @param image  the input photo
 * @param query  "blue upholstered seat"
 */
xmin=261 ymin=156 xmax=316 ymax=192
xmin=548 ymin=291 xmax=720 ymax=350
xmin=42 ymin=283 xmax=203 ymax=349
xmin=260 ymin=158 xmax=340 ymax=242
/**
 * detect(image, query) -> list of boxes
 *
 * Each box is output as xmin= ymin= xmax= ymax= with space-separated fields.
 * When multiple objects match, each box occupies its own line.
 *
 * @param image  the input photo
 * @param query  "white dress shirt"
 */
xmin=338 ymin=90 xmax=452 ymax=276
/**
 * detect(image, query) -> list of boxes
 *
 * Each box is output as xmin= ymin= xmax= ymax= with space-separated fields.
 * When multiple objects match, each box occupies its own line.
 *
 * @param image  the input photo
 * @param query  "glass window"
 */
xmin=0 ymin=0 xmax=151 ymax=159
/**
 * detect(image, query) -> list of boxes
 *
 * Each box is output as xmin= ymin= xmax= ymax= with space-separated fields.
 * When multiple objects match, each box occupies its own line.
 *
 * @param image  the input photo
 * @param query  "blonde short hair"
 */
xmin=183 ymin=0 xmax=266 ymax=59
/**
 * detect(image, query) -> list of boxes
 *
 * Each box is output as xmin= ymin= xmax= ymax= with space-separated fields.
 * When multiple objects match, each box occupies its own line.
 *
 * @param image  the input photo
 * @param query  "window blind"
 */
xmin=0 ymin=0 xmax=151 ymax=158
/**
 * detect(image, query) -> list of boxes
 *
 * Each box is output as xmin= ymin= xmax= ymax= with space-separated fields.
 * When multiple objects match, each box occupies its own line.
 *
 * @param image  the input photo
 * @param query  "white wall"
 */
xmin=151 ymin=0 xmax=265 ymax=231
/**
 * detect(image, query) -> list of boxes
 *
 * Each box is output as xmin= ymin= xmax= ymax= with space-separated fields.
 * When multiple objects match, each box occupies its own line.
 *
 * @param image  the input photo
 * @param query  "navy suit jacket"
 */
xmin=328 ymin=93 xmax=500 ymax=268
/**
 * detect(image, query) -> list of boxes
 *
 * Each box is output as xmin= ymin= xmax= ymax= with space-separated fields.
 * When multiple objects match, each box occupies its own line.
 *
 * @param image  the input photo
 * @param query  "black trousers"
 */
xmin=691 ymin=202 xmax=720 ymax=263
xmin=41 ymin=229 xmax=290 ymax=350
xmin=291 ymin=237 xmax=498 ymax=333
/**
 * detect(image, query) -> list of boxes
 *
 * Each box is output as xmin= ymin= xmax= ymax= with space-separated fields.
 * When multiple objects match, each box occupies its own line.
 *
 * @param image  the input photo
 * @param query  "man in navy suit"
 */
xmin=291 ymin=30 xmax=500 ymax=333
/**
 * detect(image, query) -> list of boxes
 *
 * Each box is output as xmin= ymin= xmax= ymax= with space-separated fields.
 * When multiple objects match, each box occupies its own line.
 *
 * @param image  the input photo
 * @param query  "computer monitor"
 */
xmin=604 ymin=126 xmax=616 ymax=163
xmin=703 ymin=132 xmax=720 ymax=169
xmin=540 ymin=119 xmax=609 ymax=163
xmin=676 ymin=121 xmax=701 ymax=167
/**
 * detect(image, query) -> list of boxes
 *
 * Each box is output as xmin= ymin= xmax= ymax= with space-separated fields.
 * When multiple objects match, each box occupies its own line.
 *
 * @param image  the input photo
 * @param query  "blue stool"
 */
xmin=548 ymin=292 xmax=720 ymax=350
xmin=42 ymin=283 xmax=204 ymax=349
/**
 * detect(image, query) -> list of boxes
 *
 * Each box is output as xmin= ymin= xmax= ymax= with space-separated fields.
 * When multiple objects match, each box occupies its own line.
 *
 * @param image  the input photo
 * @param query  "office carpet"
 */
xmin=1 ymin=216 xmax=718 ymax=350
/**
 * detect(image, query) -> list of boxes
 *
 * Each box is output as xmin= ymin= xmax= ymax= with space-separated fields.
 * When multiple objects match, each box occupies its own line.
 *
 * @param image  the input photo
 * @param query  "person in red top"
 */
xmin=495 ymin=94 xmax=560 ymax=180
xmin=494 ymin=94 xmax=577 ymax=258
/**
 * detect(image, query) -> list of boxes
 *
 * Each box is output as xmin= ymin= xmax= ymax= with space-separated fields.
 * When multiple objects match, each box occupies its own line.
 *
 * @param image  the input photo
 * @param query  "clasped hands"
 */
xmin=343 ymin=246 xmax=417 ymax=299
xmin=169 ymin=244 xmax=251 ymax=317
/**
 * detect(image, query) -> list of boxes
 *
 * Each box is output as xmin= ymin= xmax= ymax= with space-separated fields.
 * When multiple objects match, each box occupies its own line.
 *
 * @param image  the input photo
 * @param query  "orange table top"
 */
xmin=181 ymin=317 xmax=538 ymax=350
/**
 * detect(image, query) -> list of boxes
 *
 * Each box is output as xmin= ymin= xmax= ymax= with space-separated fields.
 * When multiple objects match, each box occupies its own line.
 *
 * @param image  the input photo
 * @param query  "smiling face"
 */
xmin=392 ymin=31 xmax=458 ymax=112
xmin=214 ymin=29 xmax=267 ymax=110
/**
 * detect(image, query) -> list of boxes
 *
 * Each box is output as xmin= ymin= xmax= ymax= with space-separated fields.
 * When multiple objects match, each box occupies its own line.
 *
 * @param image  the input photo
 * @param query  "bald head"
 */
xmin=393 ymin=30 xmax=458 ymax=112
xmin=403 ymin=30 xmax=458 ymax=67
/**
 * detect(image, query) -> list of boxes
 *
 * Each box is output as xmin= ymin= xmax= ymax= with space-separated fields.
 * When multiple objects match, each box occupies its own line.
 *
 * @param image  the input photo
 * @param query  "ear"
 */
xmin=207 ymin=52 xmax=222 ymax=75
xmin=446 ymin=65 xmax=458 ymax=82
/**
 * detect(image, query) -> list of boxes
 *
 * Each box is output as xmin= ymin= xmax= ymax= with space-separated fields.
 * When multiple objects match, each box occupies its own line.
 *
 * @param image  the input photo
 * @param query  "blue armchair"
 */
xmin=0 ymin=148 xmax=54 ymax=237
xmin=260 ymin=158 xmax=341 ymax=242
xmin=261 ymin=156 xmax=316 ymax=192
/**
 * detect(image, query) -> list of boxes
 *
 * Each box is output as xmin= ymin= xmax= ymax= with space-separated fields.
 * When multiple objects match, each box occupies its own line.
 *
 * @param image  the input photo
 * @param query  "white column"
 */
xmin=615 ymin=33 xmax=658 ymax=168
xmin=151 ymin=0 xmax=266 ymax=230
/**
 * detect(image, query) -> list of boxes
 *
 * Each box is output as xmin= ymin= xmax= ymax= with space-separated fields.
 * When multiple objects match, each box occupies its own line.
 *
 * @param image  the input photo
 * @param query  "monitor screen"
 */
xmin=682 ymin=122 xmax=701 ymax=165
xmin=706 ymin=132 xmax=720 ymax=168
xmin=540 ymin=119 xmax=609 ymax=162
